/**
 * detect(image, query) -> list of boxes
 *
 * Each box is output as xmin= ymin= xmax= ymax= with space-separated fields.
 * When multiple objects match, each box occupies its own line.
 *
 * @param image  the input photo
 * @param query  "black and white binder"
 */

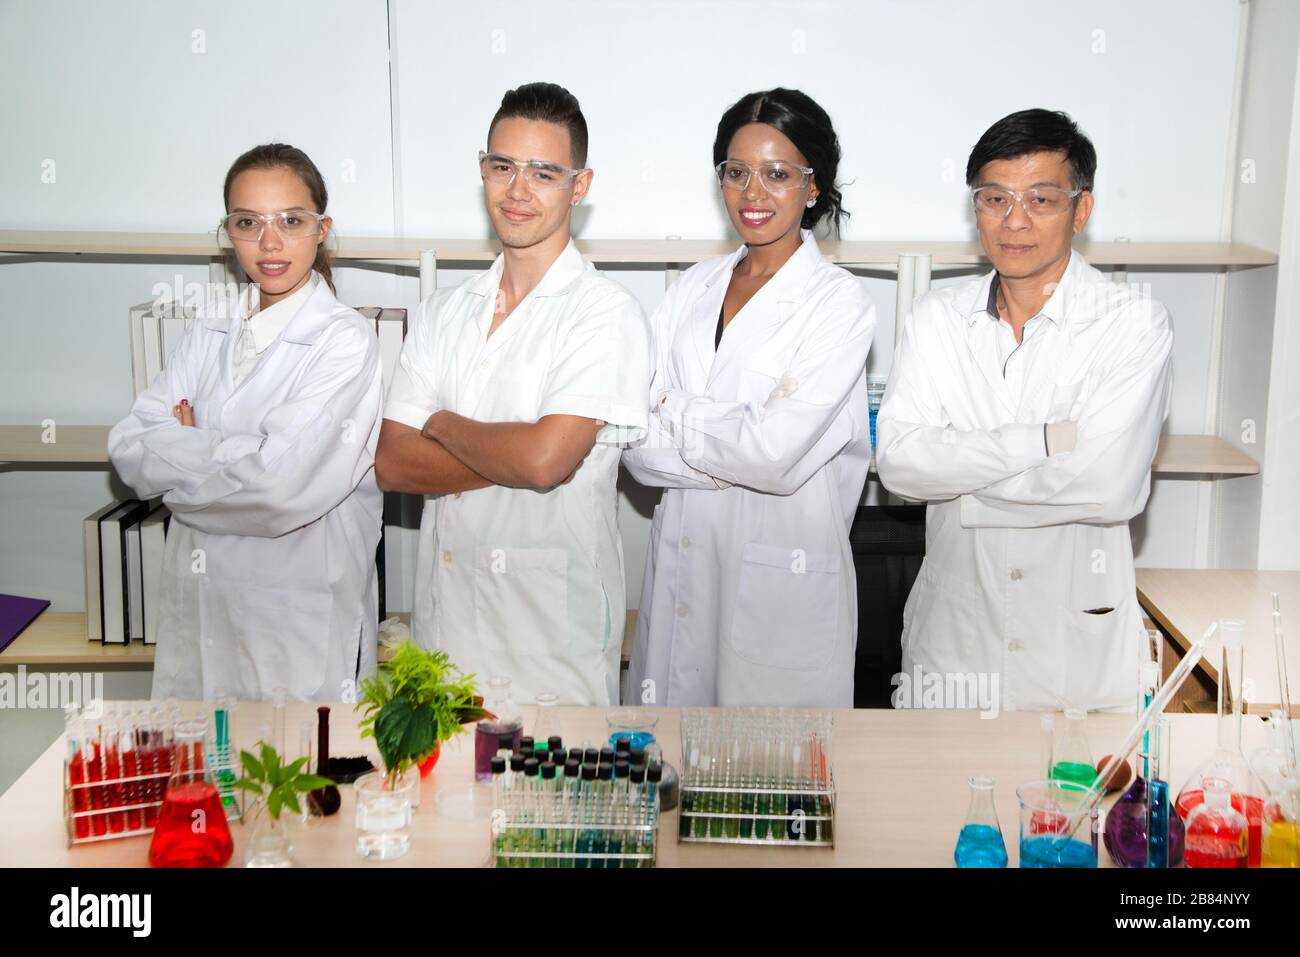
xmin=139 ymin=502 xmax=170 ymax=645
xmin=98 ymin=499 xmax=150 ymax=644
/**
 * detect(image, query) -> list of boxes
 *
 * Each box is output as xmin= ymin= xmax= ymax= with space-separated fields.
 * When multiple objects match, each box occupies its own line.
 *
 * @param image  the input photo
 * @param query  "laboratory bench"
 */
xmin=0 ymin=704 xmax=1271 ymax=868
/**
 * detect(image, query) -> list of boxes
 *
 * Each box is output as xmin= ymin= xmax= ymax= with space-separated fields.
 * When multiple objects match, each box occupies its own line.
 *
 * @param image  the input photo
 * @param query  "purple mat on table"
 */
xmin=0 ymin=594 xmax=51 ymax=653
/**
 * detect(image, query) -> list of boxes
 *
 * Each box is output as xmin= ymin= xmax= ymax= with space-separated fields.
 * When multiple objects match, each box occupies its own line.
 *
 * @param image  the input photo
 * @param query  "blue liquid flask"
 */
xmin=954 ymin=776 xmax=1008 ymax=868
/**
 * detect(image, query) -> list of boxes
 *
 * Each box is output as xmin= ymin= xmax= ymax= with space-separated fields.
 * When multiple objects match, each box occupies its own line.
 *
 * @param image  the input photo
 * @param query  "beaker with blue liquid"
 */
xmin=1017 ymin=779 xmax=1098 ymax=868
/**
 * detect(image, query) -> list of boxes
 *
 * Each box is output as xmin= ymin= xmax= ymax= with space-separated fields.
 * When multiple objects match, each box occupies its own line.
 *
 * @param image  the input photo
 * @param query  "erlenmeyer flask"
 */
xmin=1184 ymin=777 xmax=1248 ymax=868
xmin=1174 ymin=620 xmax=1269 ymax=866
xmin=1051 ymin=709 xmax=1096 ymax=788
xmin=148 ymin=718 xmax=234 ymax=868
xmin=953 ymin=775 xmax=1007 ymax=867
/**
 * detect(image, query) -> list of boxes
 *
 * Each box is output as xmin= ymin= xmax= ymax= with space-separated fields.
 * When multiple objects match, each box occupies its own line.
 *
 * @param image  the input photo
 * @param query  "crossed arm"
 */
xmin=374 ymin=411 xmax=603 ymax=496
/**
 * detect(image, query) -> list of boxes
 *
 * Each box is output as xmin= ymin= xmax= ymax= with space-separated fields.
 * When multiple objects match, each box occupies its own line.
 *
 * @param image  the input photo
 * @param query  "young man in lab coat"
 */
xmin=376 ymin=83 xmax=650 ymax=706
xmin=875 ymin=109 xmax=1173 ymax=713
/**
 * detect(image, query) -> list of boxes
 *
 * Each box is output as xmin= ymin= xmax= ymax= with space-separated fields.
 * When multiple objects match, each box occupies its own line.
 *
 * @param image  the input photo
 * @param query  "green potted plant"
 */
xmin=356 ymin=640 xmax=488 ymax=789
xmin=235 ymin=742 xmax=334 ymax=868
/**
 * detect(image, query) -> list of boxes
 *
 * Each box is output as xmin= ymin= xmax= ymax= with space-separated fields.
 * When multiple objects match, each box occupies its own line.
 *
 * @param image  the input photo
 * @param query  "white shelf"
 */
xmin=1151 ymin=434 xmax=1259 ymax=476
xmin=0 ymin=229 xmax=1279 ymax=267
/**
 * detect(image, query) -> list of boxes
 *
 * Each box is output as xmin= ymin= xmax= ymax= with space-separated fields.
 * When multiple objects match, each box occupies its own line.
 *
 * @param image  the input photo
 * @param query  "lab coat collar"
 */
xmin=244 ymin=272 xmax=318 ymax=351
xmin=702 ymin=230 xmax=824 ymax=386
xmin=463 ymin=238 xmax=590 ymax=302
xmin=965 ymin=250 xmax=1090 ymax=328
xmin=704 ymin=229 xmax=824 ymax=302
xmin=202 ymin=270 xmax=333 ymax=343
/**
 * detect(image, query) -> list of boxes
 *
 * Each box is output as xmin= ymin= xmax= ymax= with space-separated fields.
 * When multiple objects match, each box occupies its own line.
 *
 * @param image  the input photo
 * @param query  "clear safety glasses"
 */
xmin=479 ymin=151 xmax=585 ymax=190
xmin=971 ymin=186 xmax=1082 ymax=219
xmin=715 ymin=160 xmax=814 ymax=193
xmin=219 ymin=208 xmax=327 ymax=243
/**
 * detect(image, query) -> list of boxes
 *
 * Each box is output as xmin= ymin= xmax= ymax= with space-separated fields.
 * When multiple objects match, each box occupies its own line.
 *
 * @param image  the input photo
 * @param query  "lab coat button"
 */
xmin=1009 ymin=568 xmax=1023 ymax=582
xmin=442 ymin=550 xmax=453 ymax=564
xmin=676 ymin=604 xmax=689 ymax=618
xmin=1008 ymin=640 xmax=1023 ymax=652
xmin=681 ymin=536 xmax=692 ymax=548
xmin=479 ymin=359 xmax=489 ymax=369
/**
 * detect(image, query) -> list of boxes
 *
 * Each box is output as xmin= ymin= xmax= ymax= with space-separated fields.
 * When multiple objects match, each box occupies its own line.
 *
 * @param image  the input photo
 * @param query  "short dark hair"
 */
xmin=965 ymin=108 xmax=1097 ymax=193
xmin=488 ymin=82 xmax=588 ymax=168
xmin=713 ymin=88 xmax=849 ymax=237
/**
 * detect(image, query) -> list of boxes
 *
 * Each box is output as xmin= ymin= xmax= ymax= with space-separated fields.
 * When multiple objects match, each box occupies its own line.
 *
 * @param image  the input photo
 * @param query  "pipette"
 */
xmin=1050 ymin=622 xmax=1214 ymax=850
xmin=1272 ymin=593 xmax=1296 ymax=766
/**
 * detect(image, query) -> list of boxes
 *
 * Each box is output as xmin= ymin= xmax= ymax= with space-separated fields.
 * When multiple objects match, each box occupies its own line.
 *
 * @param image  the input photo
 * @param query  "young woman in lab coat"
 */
xmin=109 ymin=144 xmax=384 ymax=702
xmin=622 ymin=89 xmax=876 ymax=707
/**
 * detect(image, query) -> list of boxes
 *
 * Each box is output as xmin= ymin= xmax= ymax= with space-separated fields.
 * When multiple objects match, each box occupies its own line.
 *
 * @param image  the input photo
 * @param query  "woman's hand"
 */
xmin=172 ymin=399 xmax=195 ymax=427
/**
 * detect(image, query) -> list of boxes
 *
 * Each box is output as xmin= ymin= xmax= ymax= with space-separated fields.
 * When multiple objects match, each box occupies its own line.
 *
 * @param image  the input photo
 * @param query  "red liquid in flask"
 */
xmin=148 ymin=782 xmax=234 ymax=868
xmin=1176 ymin=789 xmax=1264 ymax=868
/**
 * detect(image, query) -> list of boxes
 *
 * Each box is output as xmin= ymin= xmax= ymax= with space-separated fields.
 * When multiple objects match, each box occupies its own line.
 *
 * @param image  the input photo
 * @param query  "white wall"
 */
xmin=0 ymin=0 xmax=1271 ymax=625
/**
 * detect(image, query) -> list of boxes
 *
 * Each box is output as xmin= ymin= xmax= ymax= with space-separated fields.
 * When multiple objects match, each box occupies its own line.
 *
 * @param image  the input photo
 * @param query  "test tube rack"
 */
xmin=62 ymin=699 xmax=244 ymax=847
xmin=678 ymin=707 xmax=836 ymax=848
xmin=491 ymin=783 xmax=661 ymax=868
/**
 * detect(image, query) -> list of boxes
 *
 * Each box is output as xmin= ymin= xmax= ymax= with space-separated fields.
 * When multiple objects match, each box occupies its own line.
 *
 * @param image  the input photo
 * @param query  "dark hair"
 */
xmin=965 ymin=109 xmax=1097 ymax=194
xmin=712 ymin=88 xmax=848 ymax=237
xmin=488 ymin=82 xmax=589 ymax=168
xmin=222 ymin=143 xmax=335 ymax=293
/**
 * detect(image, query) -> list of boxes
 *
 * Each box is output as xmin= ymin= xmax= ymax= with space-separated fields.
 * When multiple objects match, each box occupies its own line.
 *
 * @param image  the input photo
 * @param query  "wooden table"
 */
xmin=1137 ymin=569 xmax=1300 ymax=717
xmin=0 ymin=704 xmax=1268 ymax=868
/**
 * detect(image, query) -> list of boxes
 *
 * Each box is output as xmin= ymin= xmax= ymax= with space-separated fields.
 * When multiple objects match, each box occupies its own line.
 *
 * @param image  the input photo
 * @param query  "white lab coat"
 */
xmin=875 ymin=251 xmax=1173 ymax=712
xmin=108 ymin=272 xmax=384 ymax=702
xmin=383 ymin=240 xmax=650 ymax=706
xmin=622 ymin=231 xmax=876 ymax=707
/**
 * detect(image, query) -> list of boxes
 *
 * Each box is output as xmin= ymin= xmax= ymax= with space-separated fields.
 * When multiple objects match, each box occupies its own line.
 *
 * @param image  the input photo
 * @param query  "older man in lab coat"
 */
xmin=876 ymin=109 xmax=1172 ymax=713
xmin=376 ymin=83 xmax=649 ymax=705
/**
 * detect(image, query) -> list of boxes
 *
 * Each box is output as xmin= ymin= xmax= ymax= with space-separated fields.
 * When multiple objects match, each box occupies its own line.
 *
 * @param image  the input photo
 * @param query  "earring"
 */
xmin=805 ymin=198 xmax=817 ymax=208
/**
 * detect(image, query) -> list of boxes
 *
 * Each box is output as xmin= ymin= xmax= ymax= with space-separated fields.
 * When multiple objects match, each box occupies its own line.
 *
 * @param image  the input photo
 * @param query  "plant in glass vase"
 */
xmin=235 ymin=742 xmax=334 ymax=868
xmin=356 ymin=641 xmax=488 ymax=788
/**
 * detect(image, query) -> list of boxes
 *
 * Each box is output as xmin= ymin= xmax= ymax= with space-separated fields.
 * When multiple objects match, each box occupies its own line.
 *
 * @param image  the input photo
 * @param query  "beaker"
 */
xmin=1050 ymin=709 xmax=1096 ymax=788
xmin=355 ymin=770 xmax=417 ymax=861
xmin=1174 ymin=620 xmax=1269 ymax=865
xmin=147 ymin=719 xmax=235 ymax=868
xmin=954 ymin=776 xmax=1007 ymax=868
xmin=607 ymin=708 xmax=658 ymax=754
xmin=1184 ymin=776 xmax=1248 ymax=868
xmin=533 ymin=691 xmax=560 ymax=752
xmin=475 ymin=675 xmax=522 ymax=782
xmin=1017 ymin=779 xmax=1098 ymax=868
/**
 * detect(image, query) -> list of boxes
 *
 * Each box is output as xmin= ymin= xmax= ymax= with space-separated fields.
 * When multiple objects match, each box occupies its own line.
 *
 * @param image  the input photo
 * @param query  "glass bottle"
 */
xmin=953 ymin=775 xmax=1008 ymax=867
xmin=1184 ymin=777 xmax=1248 ymax=868
xmin=1261 ymin=764 xmax=1299 ymax=868
xmin=1174 ymin=620 xmax=1269 ymax=865
xmin=1050 ymin=709 xmax=1096 ymax=788
xmin=148 ymin=719 xmax=235 ymax=868
xmin=476 ymin=675 xmax=523 ymax=782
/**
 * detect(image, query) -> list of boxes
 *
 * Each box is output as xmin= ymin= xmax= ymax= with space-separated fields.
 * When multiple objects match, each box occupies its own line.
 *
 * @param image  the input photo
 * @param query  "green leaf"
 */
xmin=268 ymin=789 xmax=282 ymax=820
xmin=233 ymin=779 xmax=265 ymax=795
xmin=293 ymin=774 xmax=335 ymax=792
xmin=373 ymin=697 xmax=437 ymax=774
xmin=281 ymin=789 xmax=302 ymax=816
xmin=240 ymin=749 xmax=264 ymax=781
xmin=283 ymin=756 xmax=308 ymax=779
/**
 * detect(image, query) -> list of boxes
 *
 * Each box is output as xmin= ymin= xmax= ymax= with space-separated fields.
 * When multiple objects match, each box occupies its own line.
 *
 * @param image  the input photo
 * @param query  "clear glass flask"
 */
xmin=148 ymin=719 xmax=235 ymax=868
xmin=1184 ymin=776 xmax=1248 ymax=868
xmin=953 ymin=775 xmax=1007 ymax=867
xmin=1174 ymin=620 xmax=1269 ymax=866
xmin=1050 ymin=709 xmax=1096 ymax=788
xmin=1261 ymin=765 xmax=1299 ymax=868
xmin=476 ymin=675 xmax=522 ymax=782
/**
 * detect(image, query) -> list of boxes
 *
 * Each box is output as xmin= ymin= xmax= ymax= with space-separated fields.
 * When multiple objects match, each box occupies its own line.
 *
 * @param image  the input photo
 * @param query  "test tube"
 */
xmin=65 ymin=704 xmax=89 ymax=839
xmin=270 ymin=687 xmax=287 ymax=756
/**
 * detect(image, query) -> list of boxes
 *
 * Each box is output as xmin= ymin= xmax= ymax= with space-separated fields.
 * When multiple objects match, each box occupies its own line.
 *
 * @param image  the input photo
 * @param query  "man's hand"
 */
xmin=172 ymin=399 xmax=194 ymax=427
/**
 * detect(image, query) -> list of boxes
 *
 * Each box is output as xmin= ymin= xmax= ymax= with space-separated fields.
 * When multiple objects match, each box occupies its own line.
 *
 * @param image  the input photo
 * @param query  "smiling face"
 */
xmin=483 ymin=116 xmax=590 ymax=252
xmin=973 ymin=150 xmax=1093 ymax=283
xmin=720 ymin=122 xmax=817 ymax=248
xmin=225 ymin=166 xmax=330 ymax=306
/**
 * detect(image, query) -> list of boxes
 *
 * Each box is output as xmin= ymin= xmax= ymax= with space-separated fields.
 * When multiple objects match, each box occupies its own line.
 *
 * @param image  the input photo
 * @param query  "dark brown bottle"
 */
xmin=308 ymin=705 xmax=341 ymax=816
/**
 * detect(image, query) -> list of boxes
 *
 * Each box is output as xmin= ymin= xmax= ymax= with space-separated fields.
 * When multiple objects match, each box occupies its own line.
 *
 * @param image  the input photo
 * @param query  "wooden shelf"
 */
xmin=0 ymin=425 xmax=110 ymax=463
xmin=0 ymin=229 xmax=1278 ymax=267
xmin=1151 ymin=434 xmax=1259 ymax=476
xmin=0 ymin=611 xmax=154 ymax=665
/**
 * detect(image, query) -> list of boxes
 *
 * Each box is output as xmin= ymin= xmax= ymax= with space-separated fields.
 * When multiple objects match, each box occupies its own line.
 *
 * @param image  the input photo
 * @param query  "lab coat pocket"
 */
xmin=473 ymin=546 xmax=570 ymax=656
xmin=728 ymin=542 xmax=840 ymax=672
xmin=204 ymin=582 xmax=334 ymax=700
xmin=1047 ymin=378 xmax=1088 ymax=422
xmin=493 ymin=361 xmax=546 ymax=420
